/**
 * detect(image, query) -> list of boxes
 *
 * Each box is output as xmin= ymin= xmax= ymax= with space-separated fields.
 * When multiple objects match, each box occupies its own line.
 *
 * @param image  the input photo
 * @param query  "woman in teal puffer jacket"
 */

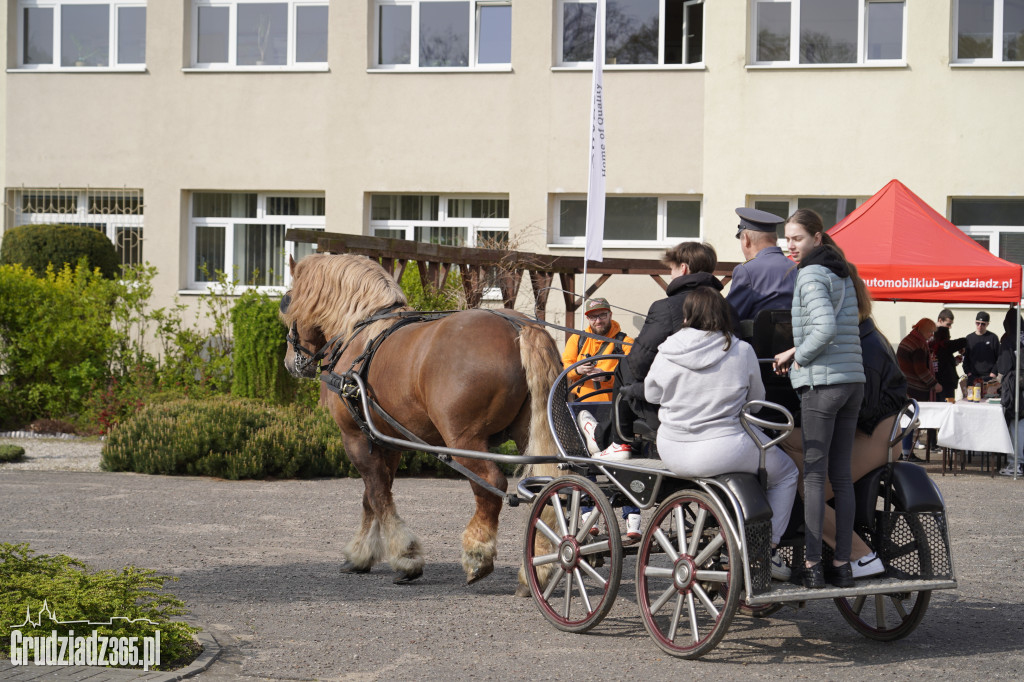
xmin=773 ymin=209 xmax=865 ymax=589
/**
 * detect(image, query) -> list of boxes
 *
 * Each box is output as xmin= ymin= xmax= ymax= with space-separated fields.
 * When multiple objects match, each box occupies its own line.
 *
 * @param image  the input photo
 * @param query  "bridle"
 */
xmin=281 ymin=293 xmax=406 ymax=375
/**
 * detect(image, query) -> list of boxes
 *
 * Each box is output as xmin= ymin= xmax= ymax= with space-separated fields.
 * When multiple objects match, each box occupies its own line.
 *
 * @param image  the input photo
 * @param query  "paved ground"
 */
xmin=1 ymin=438 xmax=1023 ymax=680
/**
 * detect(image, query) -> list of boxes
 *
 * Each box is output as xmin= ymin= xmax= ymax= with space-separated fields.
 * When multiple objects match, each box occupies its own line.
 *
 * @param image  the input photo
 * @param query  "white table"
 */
xmin=909 ymin=400 xmax=1014 ymax=474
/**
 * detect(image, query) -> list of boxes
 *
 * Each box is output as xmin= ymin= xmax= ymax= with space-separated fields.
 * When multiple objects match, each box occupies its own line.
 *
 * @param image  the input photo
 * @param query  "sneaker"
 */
xmin=770 ymin=549 xmax=791 ymax=581
xmin=900 ymin=452 xmax=924 ymax=463
xmin=594 ymin=442 xmax=631 ymax=462
xmin=999 ymin=464 xmax=1023 ymax=477
xmin=851 ymin=552 xmax=885 ymax=579
xmin=623 ymin=513 xmax=642 ymax=545
xmin=576 ymin=410 xmax=601 ymax=455
xmin=582 ymin=509 xmax=600 ymax=536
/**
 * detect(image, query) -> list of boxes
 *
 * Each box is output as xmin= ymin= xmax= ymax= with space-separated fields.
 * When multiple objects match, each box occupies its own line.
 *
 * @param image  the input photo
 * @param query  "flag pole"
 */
xmin=582 ymin=0 xmax=606 ymax=321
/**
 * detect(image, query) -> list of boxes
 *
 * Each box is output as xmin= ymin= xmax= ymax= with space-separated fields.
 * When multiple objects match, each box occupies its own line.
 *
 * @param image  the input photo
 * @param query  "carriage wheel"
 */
xmin=834 ymin=493 xmax=932 ymax=641
xmin=635 ymin=490 xmax=740 ymax=659
xmin=523 ymin=475 xmax=622 ymax=633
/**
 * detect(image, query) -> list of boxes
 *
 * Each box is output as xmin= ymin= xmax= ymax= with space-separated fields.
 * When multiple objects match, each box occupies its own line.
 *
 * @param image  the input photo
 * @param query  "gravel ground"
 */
xmin=1 ymin=437 xmax=1023 ymax=680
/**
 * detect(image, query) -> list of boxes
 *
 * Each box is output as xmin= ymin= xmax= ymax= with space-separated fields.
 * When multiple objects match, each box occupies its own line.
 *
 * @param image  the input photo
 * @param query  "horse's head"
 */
xmin=279 ymin=253 xmax=409 ymax=379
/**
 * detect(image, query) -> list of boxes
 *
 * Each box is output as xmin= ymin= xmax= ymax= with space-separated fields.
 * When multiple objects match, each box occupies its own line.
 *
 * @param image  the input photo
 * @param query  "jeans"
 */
xmin=799 ymin=382 xmax=864 ymax=564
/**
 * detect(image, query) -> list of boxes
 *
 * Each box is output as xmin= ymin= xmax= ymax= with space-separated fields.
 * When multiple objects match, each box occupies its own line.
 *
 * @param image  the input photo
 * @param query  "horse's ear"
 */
xmin=288 ymin=254 xmax=296 ymax=275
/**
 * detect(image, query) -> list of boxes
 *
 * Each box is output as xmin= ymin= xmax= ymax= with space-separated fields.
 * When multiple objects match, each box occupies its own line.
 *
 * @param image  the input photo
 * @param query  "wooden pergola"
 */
xmin=286 ymin=229 xmax=739 ymax=333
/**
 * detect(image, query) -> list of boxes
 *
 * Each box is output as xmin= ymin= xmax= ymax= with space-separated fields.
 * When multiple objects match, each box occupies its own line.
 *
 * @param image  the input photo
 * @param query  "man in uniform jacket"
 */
xmin=726 ymin=207 xmax=798 ymax=321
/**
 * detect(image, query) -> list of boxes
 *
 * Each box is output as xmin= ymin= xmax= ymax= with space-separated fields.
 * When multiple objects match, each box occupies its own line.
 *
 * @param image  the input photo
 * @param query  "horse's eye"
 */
xmin=279 ymin=293 xmax=292 ymax=314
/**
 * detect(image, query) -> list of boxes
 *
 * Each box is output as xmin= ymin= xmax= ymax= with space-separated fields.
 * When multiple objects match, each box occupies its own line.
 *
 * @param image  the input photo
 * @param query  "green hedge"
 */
xmin=0 ymin=224 xmax=120 ymax=279
xmin=100 ymin=398 xmax=352 ymax=479
xmin=230 ymin=290 xmax=297 ymax=404
xmin=0 ymin=445 xmax=25 ymax=462
xmin=0 ymin=263 xmax=117 ymax=428
xmin=100 ymin=396 xmax=520 ymax=479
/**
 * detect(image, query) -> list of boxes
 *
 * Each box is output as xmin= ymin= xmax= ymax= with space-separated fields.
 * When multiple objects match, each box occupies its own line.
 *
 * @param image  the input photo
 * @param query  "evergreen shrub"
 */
xmin=0 ymin=445 xmax=25 ymax=462
xmin=230 ymin=290 xmax=296 ymax=404
xmin=0 ymin=224 xmax=120 ymax=279
xmin=100 ymin=398 xmax=352 ymax=479
xmin=0 ymin=543 xmax=201 ymax=669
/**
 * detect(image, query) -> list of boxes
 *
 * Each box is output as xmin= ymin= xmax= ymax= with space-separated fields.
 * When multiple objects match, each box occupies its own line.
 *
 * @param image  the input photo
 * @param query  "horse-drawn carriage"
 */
xmin=281 ymin=253 xmax=958 ymax=660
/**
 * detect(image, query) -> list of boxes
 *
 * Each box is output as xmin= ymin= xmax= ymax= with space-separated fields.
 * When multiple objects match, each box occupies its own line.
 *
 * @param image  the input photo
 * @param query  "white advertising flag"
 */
xmin=584 ymin=1 xmax=605 ymax=263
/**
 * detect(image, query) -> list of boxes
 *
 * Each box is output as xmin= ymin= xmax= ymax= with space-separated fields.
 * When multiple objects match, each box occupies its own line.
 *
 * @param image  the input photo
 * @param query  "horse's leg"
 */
xmin=453 ymin=451 xmax=507 ymax=584
xmin=378 ymin=448 xmax=425 ymax=584
xmin=339 ymin=436 xmax=383 ymax=573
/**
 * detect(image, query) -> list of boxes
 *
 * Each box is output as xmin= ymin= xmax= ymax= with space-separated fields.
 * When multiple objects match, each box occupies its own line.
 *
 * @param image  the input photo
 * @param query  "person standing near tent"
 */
xmin=897 ymin=319 xmax=940 ymax=462
xmin=726 ymin=207 xmax=797 ymax=321
xmin=963 ymin=311 xmax=1000 ymax=390
xmin=773 ymin=208 xmax=865 ymax=590
xmin=997 ymin=306 xmax=1024 ymax=477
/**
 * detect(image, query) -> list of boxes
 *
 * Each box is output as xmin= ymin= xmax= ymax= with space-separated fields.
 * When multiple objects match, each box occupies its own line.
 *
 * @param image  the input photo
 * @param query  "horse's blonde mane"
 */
xmin=283 ymin=253 xmax=410 ymax=342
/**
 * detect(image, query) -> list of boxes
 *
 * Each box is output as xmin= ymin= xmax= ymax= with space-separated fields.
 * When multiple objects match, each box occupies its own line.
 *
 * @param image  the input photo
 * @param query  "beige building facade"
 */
xmin=3 ymin=0 xmax=1024 ymax=343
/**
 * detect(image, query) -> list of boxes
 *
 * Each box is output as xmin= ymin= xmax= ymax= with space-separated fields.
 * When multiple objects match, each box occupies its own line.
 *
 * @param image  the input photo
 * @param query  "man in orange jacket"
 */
xmin=562 ymin=297 xmax=634 ymax=404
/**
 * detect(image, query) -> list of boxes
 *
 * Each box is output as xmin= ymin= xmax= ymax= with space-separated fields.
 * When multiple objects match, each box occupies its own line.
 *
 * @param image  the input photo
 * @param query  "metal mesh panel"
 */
xmin=873 ymin=510 xmax=953 ymax=580
xmin=745 ymin=518 xmax=773 ymax=594
xmin=549 ymin=377 xmax=589 ymax=459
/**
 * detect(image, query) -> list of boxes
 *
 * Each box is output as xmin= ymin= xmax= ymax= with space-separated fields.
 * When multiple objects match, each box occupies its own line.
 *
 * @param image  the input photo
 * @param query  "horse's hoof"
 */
xmin=514 ymin=583 xmax=532 ymax=598
xmin=339 ymin=561 xmax=371 ymax=574
xmin=393 ymin=569 xmax=423 ymax=585
xmin=465 ymin=563 xmax=494 ymax=585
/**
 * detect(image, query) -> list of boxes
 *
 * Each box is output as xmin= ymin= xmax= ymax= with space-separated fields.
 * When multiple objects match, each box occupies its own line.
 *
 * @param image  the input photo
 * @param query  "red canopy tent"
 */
xmin=829 ymin=179 xmax=1023 ymax=477
xmin=828 ymin=179 xmax=1022 ymax=303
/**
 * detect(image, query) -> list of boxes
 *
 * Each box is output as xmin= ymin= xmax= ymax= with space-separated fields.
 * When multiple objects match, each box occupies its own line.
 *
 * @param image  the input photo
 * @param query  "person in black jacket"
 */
xmin=963 ymin=311 xmax=1000 ymax=387
xmin=998 ymin=306 xmax=1024 ymax=476
xmin=931 ymin=326 xmax=966 ymax=401
xmin=590 ymin=241 xmax=733 ymax=460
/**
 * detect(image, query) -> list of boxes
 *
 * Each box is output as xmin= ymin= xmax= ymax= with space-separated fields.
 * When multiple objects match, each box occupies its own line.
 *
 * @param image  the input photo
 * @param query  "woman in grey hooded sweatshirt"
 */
xmin=645 ymin=288 xmax=798 ymax=563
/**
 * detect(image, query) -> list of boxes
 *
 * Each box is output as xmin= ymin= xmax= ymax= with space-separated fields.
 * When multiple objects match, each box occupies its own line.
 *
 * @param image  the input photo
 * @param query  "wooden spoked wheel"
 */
xmin=523 ymin=475 xmax=623 ymax=633
xmin=635 ymin=489 xmax=740 ymax=659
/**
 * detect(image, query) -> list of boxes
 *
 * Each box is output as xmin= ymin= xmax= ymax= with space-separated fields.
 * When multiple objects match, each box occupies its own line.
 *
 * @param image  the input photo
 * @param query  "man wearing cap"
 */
xmin=561 ymin=297 xmax=634 ymax=404
xmin=963 ymin=311 xmax=1000 ymax=387
xmin=726 ymin=207 xmax=798 ymax=321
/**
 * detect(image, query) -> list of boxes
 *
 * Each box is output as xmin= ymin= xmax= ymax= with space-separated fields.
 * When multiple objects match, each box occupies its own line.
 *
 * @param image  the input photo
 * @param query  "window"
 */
xmin=553 ymin=195 xmax=701 ymax=245
xmin=5 ymin=187 xmax=144 ymax=268
xmin=370 ymin=194 xmax=509 ymax=246
xmin=189 ymin=191 xmax=325 ymax=289
xmin=955 ymin=0 xmax=1024 ymax=63
xmin=751 ymin=0 xmax=906 ymax=66
xmin=952 ymin=198 xmax=1024 ymax=265
xmin=373 ymin=1 xmax=511 ymax=69
xmin=752 ymin=197 xmax=858 ymax=238
xmin=16 ymin=1 xmax=146 ymax=69
xmin=191 ymin=1 xmax=329 ymax=68
xmin=557 ymin=0 xmax=704 ymax=66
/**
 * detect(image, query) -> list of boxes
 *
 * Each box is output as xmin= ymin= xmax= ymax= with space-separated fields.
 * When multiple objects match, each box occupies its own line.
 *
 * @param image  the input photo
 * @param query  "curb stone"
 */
xmin=0 ymin=630 xmax=219 ymax=681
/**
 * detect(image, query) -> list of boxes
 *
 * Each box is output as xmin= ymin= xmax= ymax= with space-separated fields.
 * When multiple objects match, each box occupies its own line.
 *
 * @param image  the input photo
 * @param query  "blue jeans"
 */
xmin=799 ymin=382 xmax=864 ymax=564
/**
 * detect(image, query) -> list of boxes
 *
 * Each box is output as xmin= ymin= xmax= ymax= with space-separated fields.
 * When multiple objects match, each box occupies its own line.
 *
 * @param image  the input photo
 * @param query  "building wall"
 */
xmin=3 ymin=0 xmax=1023 ymax=345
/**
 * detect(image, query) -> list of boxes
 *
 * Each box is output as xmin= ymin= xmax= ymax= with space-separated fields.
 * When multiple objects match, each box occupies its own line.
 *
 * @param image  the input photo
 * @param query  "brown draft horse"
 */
xmin=281 ymin=253 xmax=561 ymax=587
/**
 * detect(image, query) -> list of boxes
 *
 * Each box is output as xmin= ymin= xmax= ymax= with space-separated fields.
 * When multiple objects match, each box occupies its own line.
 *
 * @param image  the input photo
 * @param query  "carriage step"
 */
xmin=744 ymin=576 xmax=957 ymax=605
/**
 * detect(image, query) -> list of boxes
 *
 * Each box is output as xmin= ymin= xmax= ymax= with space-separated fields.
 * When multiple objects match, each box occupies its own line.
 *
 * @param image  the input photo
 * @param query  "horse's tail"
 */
xmin=517 ymin=323 xmax=562 ymax=479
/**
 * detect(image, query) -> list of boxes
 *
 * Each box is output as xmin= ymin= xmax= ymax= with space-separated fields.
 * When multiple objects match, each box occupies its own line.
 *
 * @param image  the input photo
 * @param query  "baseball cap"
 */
xmin=585 ymin=298 xmax=611 ymax=316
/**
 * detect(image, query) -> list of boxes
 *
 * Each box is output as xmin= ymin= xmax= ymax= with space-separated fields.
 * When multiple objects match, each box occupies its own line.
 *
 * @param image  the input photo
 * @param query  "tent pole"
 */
xmin=1011 ymin=280 xmax=1019 ymax=477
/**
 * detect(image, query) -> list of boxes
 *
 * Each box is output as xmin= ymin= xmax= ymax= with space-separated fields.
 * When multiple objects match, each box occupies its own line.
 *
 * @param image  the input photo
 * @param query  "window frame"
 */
xmin=7 ymin=187 xmax=145 ymax=269
xmin=187 ymin=191 xmax=326 ymax=292
xmin=750 ymin=196 xmax=861 ymax=243
xmin=952 ymin=198 xmax=1024 ymax=266
xmin=550 ymin=194 xmax=703 ymax=248
xmin=554 ymin=0 xmax=706 ymax=69
xmin=953 ymin=0 xmax=1024 ymax=65
xmin=749 ymin=0 xmax=907 ymax=68
xmin=15 ymin=0 xmax=148 ymax=71
xmin=371 ymin=0 xmax=512 ymax=71
xmin=368 ymin=193 xmax=510 ymax=246
xmin=189 ymin=0 xmax=330 ymax=71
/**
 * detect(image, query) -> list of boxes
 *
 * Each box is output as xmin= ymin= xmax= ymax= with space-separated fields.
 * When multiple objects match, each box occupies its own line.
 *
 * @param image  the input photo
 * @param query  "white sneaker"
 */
xmin=624 ymin=513 xmax=642 ymax=545
xmin=851 ymin=551 xmax=885 ymax=579
xmin=999 ymin=464 xmax=1023 ymax=477
xmin=576 ymin=410 xmax=601 ymax=455
xmin=582 ymin=509 xmax=601 ymax=536
xmin=770 ymin=549 xmax=791 ymax=581
xmin=594 ymin=442 xmax=631 ymax=462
